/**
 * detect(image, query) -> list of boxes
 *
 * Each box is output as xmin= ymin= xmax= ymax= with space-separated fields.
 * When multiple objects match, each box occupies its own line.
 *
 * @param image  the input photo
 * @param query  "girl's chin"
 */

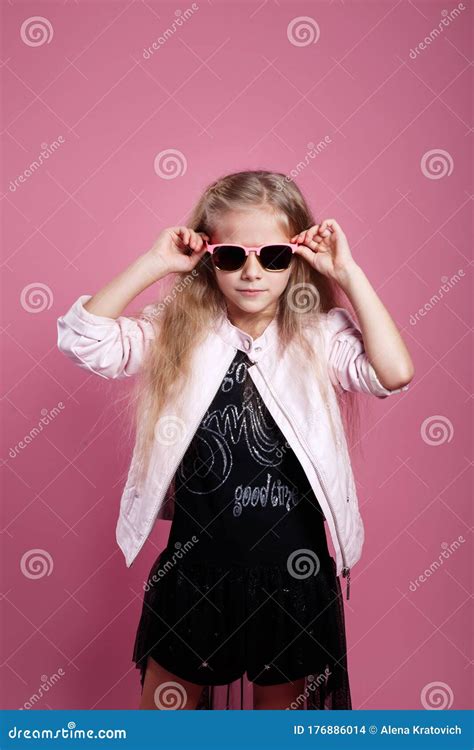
xmin=233 ymin=298 xmax=269 ymax=312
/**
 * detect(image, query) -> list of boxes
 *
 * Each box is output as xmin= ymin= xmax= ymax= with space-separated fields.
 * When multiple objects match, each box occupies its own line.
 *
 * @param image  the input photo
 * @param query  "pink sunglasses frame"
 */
xmin=204 ymin=242 xmax=300 ymax=272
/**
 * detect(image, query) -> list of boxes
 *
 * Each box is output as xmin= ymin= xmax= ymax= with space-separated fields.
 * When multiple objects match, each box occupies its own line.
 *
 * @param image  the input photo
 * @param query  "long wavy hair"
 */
xmin=124 ymin=170 xmax=360 ymax=489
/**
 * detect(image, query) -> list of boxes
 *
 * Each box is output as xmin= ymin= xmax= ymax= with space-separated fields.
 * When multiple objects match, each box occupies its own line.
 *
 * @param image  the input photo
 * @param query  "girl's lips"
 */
xmin=237 ymin=289 xmax=266 ymax=295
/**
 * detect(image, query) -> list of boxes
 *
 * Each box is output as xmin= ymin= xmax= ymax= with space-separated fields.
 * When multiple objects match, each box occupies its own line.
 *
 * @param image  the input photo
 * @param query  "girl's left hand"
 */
xmin=291 ymin=219 xmax=357 ymax=283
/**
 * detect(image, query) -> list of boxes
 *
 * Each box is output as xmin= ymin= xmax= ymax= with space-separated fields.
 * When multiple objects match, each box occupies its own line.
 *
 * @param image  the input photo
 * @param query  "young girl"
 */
xmin=57 ymin=170 xmax=414 ymax=711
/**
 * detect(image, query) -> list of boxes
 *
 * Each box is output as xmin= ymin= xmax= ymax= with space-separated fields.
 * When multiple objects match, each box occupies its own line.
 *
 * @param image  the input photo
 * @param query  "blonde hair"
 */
xmin=125 ymin=170 xmax=360 ymax=489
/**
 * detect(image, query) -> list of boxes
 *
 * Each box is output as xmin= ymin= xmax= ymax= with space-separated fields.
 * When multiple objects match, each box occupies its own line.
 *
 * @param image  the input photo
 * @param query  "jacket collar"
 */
xmin=212 ymin=310 xmax=279 ymax=363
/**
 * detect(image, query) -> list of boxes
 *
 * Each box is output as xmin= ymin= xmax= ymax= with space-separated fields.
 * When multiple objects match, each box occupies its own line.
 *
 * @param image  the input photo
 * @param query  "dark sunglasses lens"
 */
xmin=213 ymin=245 xmax=245 ymax=270
xmin=260 ymin=245 xmax=293 ymax=270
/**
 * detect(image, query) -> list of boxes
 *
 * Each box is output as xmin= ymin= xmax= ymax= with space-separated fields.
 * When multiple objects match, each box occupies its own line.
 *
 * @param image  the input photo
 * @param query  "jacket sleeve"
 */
xmin=56 ymin=294 xmax=157 ymax=379
xmin=323 ymin=307 xmax=410 ymax=399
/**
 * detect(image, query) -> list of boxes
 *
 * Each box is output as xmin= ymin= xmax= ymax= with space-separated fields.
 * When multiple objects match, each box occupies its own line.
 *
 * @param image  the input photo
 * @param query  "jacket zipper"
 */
xmin=253 ymin=361 xmax=352 ymax=600
xmin=129 ymin=355 xmax=235 ymax=567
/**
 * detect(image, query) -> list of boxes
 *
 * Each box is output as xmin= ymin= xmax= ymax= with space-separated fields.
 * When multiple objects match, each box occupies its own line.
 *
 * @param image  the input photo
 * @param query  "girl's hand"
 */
xmin=146 ymin=226 xmax=210 ymax=277
xmin=291 ymin=219 xmax=358 ymax=283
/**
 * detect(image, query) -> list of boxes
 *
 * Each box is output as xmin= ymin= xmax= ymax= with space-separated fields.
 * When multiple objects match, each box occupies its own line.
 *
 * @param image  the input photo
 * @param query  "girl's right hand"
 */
xmin=145 ymin=226 xmax=211 ymax=277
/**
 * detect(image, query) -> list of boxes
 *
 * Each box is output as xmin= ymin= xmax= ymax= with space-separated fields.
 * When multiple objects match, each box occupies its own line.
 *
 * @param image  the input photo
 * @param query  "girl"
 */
xmin=57 ymin=170 xmax=414 ymax=711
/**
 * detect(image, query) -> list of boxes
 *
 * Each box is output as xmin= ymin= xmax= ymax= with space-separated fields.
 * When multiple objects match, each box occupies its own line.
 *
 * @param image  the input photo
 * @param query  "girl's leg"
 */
xmin=139 ymin=655 xmax=205 ymax=710
xmin=253 ymin=678 xmax=306 ymax=710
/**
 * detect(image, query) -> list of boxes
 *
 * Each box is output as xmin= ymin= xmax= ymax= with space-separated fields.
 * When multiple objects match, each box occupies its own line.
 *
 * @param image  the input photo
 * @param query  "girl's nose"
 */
xmin=241 ymin=252 xmax=262 ymax=276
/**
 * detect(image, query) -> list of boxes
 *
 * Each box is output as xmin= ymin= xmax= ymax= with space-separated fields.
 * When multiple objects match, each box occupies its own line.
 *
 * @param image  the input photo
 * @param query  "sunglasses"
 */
xmin=205 ymin=242 xmax=299 ymax=272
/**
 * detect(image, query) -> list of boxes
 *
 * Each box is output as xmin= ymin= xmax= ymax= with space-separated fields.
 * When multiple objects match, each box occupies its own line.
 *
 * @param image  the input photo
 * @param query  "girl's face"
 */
xmin=209 ymin=210 xmax=293 ymax=323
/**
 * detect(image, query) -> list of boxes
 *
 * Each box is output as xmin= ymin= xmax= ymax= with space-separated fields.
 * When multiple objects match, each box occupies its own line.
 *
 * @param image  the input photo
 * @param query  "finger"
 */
xmin=319 ymin=219 xmax=342 ymax=236
xmin=184 ymin=231 xmax=206 ymax=255
xmin=181 ymin=227 xmax=190 ymax=239
xmin=189 ymin=230 xmax=200 ymax=250
xmin=306 ymin=237 xmax=327 ymax=253
xmin=175 ymin=226 xmax=189 ymax=239
xmin=306 ymin=230 xmax=321 ymax=245
xmin=193 ymin=232 xmax=209 ymax=251
xmin=294 ymin=243 xmax=317 ymax=264
xmin=196 ymin=230 xmax=210 ymax=246
xmin=175 ymin=227 xmax=190 ymax=247
xmin=292 ymin=225 xmax=320 ymax=243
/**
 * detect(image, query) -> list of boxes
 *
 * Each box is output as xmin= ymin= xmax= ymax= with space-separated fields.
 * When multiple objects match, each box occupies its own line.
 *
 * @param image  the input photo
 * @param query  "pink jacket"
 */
xmin=57 ymin=295 xmax=409 ymax=598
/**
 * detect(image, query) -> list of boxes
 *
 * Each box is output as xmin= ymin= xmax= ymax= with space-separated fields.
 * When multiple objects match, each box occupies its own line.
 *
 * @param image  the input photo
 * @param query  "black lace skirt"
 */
xmin=132 ymin=545 xmax=352 ymax=709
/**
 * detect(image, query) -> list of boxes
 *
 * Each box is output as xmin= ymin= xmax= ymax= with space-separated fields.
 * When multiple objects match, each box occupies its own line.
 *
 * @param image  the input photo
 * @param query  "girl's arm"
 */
xmin=292 ymin=219 xmax=415 ymax=392
xmin=335 ymin=263 xmax=414 ymax=391
xmin=82 ymin=225 xmax=209 ymax=319
xmin=57 ymin=227 xmax=209 ymax=379
xmin=82 ymin=251 xmax=166 ymax=320
xmin=57 ymin=251 xmax=169 ymax=380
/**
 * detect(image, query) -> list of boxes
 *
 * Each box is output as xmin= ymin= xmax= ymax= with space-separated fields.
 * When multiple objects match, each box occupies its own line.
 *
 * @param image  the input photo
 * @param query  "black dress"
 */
xmin=132 ymin=350 xmax=352 ymax=709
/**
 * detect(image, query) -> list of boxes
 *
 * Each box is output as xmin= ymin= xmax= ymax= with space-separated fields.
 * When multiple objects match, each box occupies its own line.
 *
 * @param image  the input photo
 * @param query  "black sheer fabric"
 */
xmin=132 ymin=350 xmax=352 ymax=709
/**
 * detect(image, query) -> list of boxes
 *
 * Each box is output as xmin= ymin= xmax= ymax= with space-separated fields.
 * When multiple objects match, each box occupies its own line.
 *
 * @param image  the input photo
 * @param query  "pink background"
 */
xmin=1 ymin=0 xmax=472 ymax=711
